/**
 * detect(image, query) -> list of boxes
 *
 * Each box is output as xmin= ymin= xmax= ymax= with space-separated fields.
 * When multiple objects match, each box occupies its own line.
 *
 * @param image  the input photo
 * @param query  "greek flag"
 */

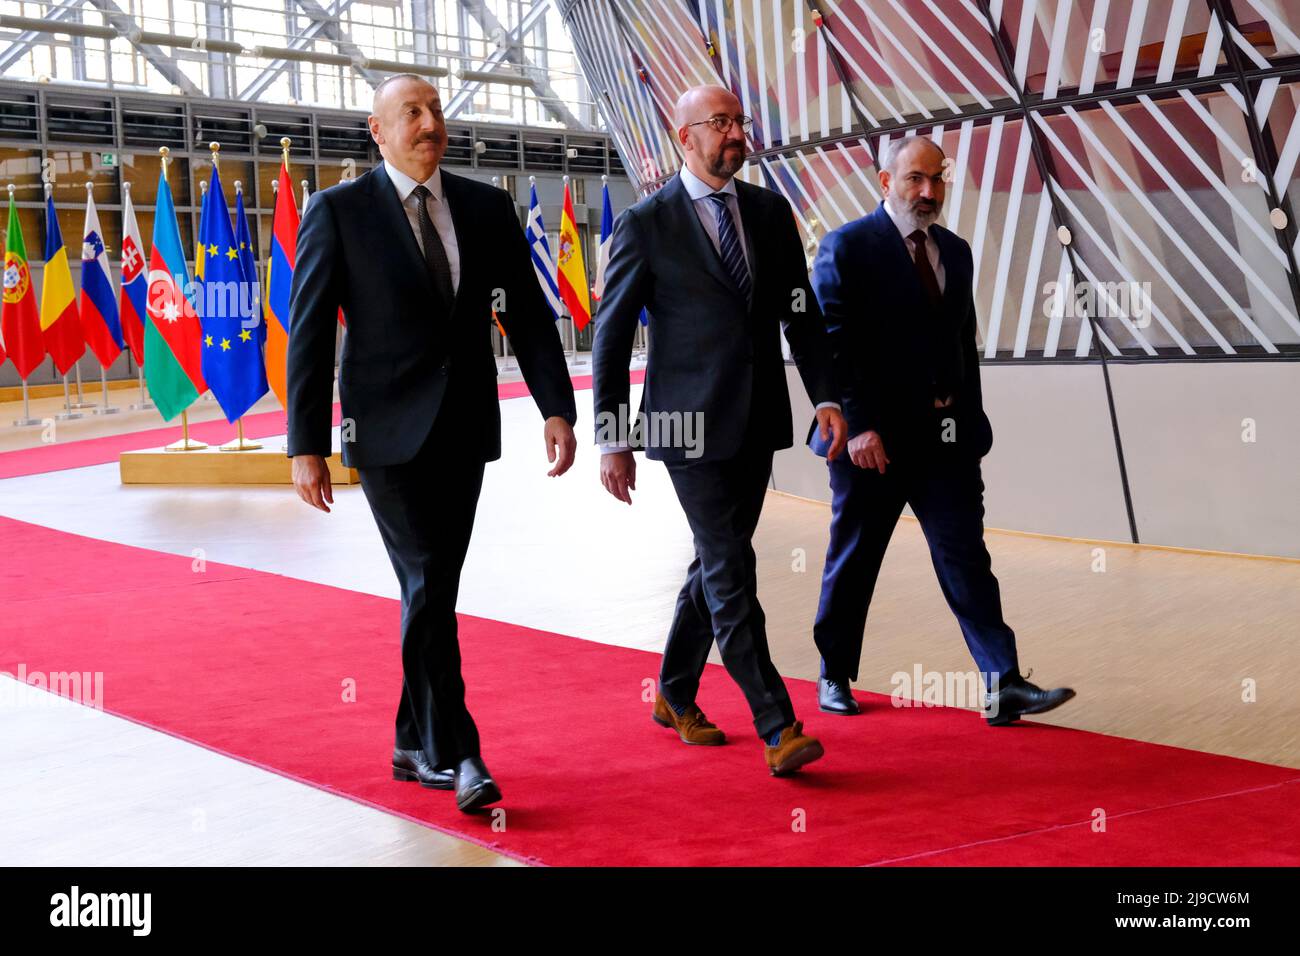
xmin=525 ymin=182 xmax=562 ymax=321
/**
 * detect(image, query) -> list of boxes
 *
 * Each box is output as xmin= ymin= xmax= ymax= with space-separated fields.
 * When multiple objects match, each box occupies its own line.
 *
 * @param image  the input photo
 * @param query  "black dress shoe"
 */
xmin=453 ymin=756 xmax=502 ymax=813
xmin=818 ymin=676 xmax=861 ymax=715
xmin=392 ymin=748 xmax=454 ymax=790
xmin=984 ymin=673 xmax=1076 ymax=726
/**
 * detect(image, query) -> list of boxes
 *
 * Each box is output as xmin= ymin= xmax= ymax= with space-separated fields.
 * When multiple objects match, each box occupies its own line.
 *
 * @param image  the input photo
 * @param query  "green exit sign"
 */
xmin=99 ymin=153 xmax=118 ymax=168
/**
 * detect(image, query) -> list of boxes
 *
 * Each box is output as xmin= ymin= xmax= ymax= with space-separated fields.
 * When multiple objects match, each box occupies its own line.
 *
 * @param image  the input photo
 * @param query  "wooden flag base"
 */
xmin=120 ymin=447 xmax=358 ymax=485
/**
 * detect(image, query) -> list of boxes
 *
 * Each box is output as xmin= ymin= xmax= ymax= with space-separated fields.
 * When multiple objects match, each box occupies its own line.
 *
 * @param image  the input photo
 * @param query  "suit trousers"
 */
xmin=357 ymin=398 xmax=485 ymax=769
xmin=812 ymin=436 xmax=1020 ymax=687
xmin=659 ymin=437 xmax=796 ymax=739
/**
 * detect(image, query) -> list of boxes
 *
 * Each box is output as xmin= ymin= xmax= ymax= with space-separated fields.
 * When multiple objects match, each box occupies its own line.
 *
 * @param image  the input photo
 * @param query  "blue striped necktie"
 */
xmin=707 ymin=192 xmax=752 ymax=304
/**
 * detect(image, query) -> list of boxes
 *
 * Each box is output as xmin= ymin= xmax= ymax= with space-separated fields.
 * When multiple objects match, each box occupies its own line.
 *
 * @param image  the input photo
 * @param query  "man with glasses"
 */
xmin=808 ymin=135 xmax=1075 ymax=725
xmin=594 ymin=85 xmax=848 ymax=776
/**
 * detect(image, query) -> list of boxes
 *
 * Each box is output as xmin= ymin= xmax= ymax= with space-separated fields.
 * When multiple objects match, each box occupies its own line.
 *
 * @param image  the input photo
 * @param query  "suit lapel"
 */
xmin=871 ymin=204 xmax=929 ymax=308
xmin=666 ymin=176 xmax=737 ymax=295
xmin=368 ymin=163 xmax=437 ymax=302
xmin=436 ymin=169 xmax=471 ymax=315
xmin=735 ymin=182 xmax=762 ymax=309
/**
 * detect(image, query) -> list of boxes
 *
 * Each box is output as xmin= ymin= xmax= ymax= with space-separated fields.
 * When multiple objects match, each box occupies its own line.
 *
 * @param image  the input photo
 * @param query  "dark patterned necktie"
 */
xmin=411 ymin=184 xmax=455 ymax=309
xmin=909 ymin=229 xmax=942 ymax=306
xmin=708 ymin=192 xmax=752 ymax=304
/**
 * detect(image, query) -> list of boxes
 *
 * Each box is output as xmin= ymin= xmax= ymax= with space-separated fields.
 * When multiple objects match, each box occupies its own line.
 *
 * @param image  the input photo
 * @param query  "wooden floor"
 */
xmin=1 ymin=363 xmax=1297 ymax=865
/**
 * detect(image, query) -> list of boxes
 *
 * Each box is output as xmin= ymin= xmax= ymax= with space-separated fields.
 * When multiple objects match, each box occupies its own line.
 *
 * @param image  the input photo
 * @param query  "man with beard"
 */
xmin=287 ymin=74 xmax=578 ymax=811
xmin=808 ymin=135 xmax=1076 ymax=725
xmin=594 ymin=85 xmax=848 ymax=775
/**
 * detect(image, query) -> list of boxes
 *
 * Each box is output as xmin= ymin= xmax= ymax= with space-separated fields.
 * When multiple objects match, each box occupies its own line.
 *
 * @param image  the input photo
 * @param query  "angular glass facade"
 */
xmin=559 ymin=0 xmax=1300 ymax=360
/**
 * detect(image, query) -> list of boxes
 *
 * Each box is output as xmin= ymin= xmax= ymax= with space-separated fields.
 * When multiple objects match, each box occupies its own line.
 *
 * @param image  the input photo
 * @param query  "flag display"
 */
xmin=39 ymin=195 xmax=85 ymax=375
xmin=79 ymin=191 xmax=123 ymax=369
xmin=593 ymin=180 xmax=613 ymax=302
xmin=525 ymin=182 xmax=562 ymax=322
xmin=2 ymin=193 xmax=45 ymax=380
xmin=557 ymin=181 xmax=591 ymax=330
xmin=198 ymin=165 xmax=267 ymax=423
xmin=118 ymin=187 xmax=147 ymax=366
xmin=264 ymin=164 xmax=298 ymax=409
xmin=144 ymin=168 xmax=206 ymax=421
xmin=233 ymin=184 xmax=264 ymax=349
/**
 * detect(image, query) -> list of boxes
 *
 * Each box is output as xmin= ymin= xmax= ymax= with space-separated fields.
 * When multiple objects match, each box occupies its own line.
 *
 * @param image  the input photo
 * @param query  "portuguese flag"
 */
xmin=144 ymin=169 xmax=206 ymax=421
xmin=1 ymin=193 xmax=46 ymax=380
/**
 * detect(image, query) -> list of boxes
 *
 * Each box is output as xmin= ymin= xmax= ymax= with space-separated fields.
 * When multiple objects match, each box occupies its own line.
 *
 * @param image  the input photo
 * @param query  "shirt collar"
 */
xmin=680 ymin=164 xmax=737 ymax=202
xmin=384 ymin=159 xmax=443 ymax=203
xmin=883 ymin=196 xmax=933 ymax=243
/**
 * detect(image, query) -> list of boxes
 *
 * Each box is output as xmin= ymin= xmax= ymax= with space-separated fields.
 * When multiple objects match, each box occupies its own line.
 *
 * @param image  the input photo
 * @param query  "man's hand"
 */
xmin=544 ymin=416 xmax=577 ymax=477
xmin=600 ymin=450 xmax=636 ymax=505
xmin=848 ymin=430 xmax=890 ymax=474
xmin=816 ymin=406 xmax=849 ymax=461
xmin=292 ymin=454 xmax=334 ymax=512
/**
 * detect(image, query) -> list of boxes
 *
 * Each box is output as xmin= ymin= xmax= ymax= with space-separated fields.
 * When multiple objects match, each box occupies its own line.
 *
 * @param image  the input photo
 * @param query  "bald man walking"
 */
xmin=287 ymin=74 xmax=578 ymax=811
xmin=594 ymin=85 xmax=847 ymax=776
xmin=809 ymin=135 xmax=1075 ymax=724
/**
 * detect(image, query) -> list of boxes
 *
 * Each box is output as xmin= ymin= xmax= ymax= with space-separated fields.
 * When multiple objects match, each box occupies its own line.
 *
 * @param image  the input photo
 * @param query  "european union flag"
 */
xmin=198 ymin=165 xmax=268 ymax=423
xmin=233 ymin=185 xmax=265 ymax=348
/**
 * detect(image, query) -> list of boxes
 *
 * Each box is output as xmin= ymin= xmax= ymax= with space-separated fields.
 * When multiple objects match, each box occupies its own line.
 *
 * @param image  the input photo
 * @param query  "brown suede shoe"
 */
xmin=652 ymin=692 xmax=726 ymax=745
xmin=764 ymin=721 xmax=824 ymax=776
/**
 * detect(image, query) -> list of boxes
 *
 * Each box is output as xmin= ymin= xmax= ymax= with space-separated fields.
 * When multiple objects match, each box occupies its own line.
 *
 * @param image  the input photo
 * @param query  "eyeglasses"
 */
xmin=686 ymin=114 xmax=754 ymax=134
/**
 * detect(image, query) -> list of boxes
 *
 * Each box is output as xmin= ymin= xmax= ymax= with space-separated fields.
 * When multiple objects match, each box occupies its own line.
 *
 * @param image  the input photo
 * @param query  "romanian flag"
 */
xmin=144 ymin=168 xmax=206 ymax=421
xmin=265 ymin=163 xmax=298 ymax=409
xmin=118 ymin=187 xmax=147 ymax=365
xmin=39 ymin=195 xmax=85 ymax=375
xmin=2 ymin=192 xmax=45 ymax=380
xmin=80 ymin=191 xmax=124 ymax=369
xmin=557 ymin=181 xmax=591 ymax=331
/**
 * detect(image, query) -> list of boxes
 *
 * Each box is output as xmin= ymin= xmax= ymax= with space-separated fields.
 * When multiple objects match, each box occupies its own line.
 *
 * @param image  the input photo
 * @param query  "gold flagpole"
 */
xmin=160 ymin=145 xmax=207 ymax=452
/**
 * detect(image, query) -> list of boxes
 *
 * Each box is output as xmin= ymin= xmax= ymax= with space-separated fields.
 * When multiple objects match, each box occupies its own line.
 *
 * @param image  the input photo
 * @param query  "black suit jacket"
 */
xmin=809 ymin=203 xmax=993 ymax=460
xmin=592 ymin=173 xmax=836 ymax=463
xmin=286 ymin=164 xmax=577 ymax=468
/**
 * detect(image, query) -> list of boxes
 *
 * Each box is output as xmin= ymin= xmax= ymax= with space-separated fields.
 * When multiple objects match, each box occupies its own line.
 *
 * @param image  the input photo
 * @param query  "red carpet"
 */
xmin=0 ymin=370 xmax=635 ymax=479
xmin=2 ymin=514 xmax=1297 ymax=866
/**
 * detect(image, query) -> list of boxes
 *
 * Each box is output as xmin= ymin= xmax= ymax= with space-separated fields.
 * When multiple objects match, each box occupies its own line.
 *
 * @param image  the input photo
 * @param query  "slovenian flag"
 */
xmin=144 ymin=168 xmax=206 ymax=421
xmin=80 ymin=191 xmax=124 ymax=369
xmin=118 ymin=187 xmax=147 ymax=366
xmin=264 ymin=162 xmax=298 ymax=409
xmin=557 ymin=180 xmax=591 ymax=331
xmin=39 ymin=194 xmax=85 ymax=375
xmin=525 ymin=182 xmax=562 ymax=322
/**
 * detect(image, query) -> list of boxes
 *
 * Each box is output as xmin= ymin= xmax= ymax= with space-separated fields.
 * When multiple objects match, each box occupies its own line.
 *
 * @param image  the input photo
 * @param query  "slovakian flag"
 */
xmin=79 ymin=191 xmax=123 ymax=369
xmin=2 ymin=192 xmax=45 ymax=380
xmin=197 ymin=165 xmax=267 ymax=423
xmin=525 ymin=182 xmax=561 ymax=322
xmin=40 ymin=195 xmax=85 ymax=375
xmin=557 ymin=180 xmax=591 ymax=331
xmin=593 ymin=180 xmax=613 ymax=302
xmin=264 ymin=163 xmax=298 ymax=409
xmin=118 ymin=187 xmax=147 ymax=366
xmin=145 ymin=168 xmax=206 ymax=421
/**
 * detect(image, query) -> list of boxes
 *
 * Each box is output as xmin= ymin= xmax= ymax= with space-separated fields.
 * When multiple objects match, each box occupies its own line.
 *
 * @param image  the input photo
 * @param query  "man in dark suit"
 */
xmin=594 ymin=85 xmax=848 ymax=776
xmin=287 ymin=74 xmax=578 ymax=812
xmin=809 ymin=135 xmax=1074 ymax=725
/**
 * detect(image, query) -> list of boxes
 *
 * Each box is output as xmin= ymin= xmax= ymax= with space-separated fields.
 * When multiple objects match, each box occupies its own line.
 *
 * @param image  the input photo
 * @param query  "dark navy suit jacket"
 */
xmin=808 ymin=203 xmax=992 ymax=460
xmin=592 ymin=173 xmax=836 ymax=463
xmin=286 ymin=163 xmax=577 ymax=468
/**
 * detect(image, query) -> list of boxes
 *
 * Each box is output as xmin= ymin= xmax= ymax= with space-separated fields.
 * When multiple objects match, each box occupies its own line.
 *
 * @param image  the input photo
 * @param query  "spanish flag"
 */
xmin=557 ymin=181 xmax=591 ymax=331
xmin=39 ymin=195 xmax=85 ymax=375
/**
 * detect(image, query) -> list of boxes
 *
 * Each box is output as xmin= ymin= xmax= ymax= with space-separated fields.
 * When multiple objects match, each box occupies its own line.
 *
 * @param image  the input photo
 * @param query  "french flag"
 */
xmin=118 ymin=186 xmax=147 ymax=366
xmin=80 ymin=191 xmax=124 ymax=369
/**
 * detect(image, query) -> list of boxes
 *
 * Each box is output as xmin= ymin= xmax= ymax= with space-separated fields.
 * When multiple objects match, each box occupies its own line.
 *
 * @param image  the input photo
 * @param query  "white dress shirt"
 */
xmin=600 ymin=166 xmax=838 ymax=454
xmin=883 ymin=197 xmax=945 ymax=293
xmin=384 ymin=159 xmax=461 ymax=295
